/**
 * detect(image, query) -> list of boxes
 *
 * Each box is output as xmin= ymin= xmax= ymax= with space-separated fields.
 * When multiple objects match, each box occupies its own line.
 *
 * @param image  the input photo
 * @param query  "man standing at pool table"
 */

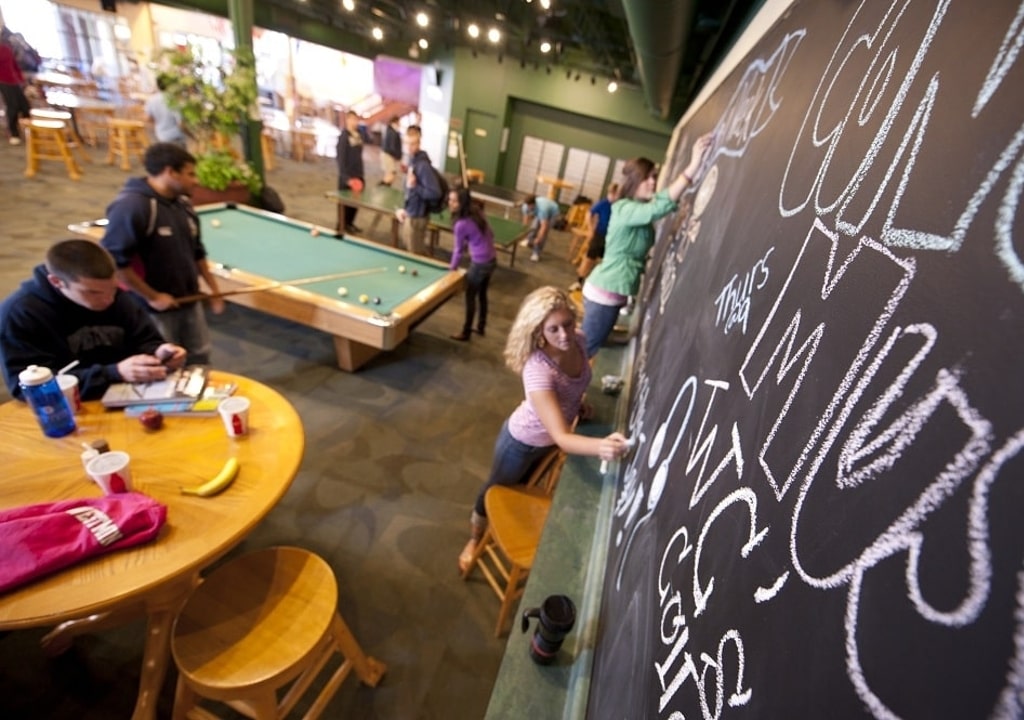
xmin=394 ymin=125 xmax=442 ymax=256
xmin=101 ymin=143 xmax=225 ymax=365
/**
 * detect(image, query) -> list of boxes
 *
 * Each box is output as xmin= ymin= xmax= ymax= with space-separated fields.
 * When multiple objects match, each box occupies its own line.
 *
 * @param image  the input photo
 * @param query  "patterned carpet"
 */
xmin=0 ymin=138 xmax=599 ymax=719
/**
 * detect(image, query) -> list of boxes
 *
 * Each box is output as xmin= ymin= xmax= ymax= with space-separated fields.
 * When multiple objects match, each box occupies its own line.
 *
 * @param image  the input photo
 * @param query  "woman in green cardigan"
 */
xmin=580 ymin=133 xmax=712 ymax=358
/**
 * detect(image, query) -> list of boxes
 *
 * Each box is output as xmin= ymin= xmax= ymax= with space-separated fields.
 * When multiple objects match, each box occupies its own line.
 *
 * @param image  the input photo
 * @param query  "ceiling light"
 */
xmin=416 ymin=12 xmax=429 ymax=28
xmin=341 ymin=0 xmax=354 ymax=11
xmin=608 ymin=80 xmax=618 ymax=93
xmin=467 ymin=23 xmax=480 ymax=39
xmin=487 ymin=27 xmax=501 ymax=44
xmin=372 ymin=26 xmax=383 ymax=40
xmin=540 ymin=41 xmax=551 ymax=54
xmin=539 ymin=0 xmax=550 ymax=9
xmin=418 ymin=38 xmax=429 ymax=49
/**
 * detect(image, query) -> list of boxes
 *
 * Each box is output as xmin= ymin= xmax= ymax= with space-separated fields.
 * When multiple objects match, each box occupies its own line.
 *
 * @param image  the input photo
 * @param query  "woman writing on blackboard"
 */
xmin=580 ymin=133 xmax=713 ymax=358
xmin=458 ymin=286 xmax=630 ymax=573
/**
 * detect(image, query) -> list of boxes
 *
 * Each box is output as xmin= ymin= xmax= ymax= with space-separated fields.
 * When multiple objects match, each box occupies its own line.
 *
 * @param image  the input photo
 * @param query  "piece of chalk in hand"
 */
xmin=600 ymin=460 xmax=609 ymax=474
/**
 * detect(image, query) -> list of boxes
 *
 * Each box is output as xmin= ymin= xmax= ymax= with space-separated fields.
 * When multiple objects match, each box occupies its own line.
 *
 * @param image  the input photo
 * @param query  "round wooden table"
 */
xmin=0 ymin=372 xmax=304 ymax=720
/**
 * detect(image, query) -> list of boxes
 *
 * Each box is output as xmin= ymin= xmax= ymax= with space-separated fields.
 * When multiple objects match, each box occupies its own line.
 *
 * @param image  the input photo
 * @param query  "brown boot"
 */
xmin=459 ymin=511 xmax=488 ymax=575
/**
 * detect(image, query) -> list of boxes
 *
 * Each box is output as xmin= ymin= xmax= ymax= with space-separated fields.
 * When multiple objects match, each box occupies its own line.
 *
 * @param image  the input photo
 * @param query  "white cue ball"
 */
xmin=210 ymin=219 xmax=221 ymax=228
xmin=310 ymin=227 xmax=320 ymax=236
xmin=337 ymin=287 xmax=348 ymax=296
xmin=398 ymin=265 xmax=406 ymax=273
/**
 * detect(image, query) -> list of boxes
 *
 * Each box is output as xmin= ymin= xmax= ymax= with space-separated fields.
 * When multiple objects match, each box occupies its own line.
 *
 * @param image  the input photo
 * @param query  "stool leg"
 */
xmin=23 ymin=128 xmax=38 ymax=178
xmin=57 ymin=133 xmax=82 ymax=181
xmin=495 ymin=564 xmax=524 ymax=637
xmin=329 ymin=613 xmax=387 ymax=687
xmin=171 ymin=676 xmax=197 ymax=720
xmin=105 ymin=129 xmax=117 ymax=166
xmin=120 ymin=132 xmax=131 ymax=170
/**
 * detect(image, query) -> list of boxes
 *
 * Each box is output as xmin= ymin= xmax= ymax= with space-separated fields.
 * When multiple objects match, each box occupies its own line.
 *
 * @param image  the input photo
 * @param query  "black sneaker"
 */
xmin=345 ymin=224 xmax=363 ymax=234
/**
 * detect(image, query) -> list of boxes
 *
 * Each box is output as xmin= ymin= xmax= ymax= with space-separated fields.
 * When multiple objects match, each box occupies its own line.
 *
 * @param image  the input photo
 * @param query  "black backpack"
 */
xmin=425 ymin=166 xmax=449 ymax=215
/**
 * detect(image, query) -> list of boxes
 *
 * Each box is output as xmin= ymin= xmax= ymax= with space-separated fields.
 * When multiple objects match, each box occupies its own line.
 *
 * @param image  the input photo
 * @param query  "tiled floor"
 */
xmin=0 ymin=138 xmax=594 ymax=718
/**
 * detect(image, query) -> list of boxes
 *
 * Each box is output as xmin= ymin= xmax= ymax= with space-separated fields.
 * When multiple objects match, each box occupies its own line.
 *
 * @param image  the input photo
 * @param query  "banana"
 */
xmin=181 ymin=458 xmax=240 ymax=497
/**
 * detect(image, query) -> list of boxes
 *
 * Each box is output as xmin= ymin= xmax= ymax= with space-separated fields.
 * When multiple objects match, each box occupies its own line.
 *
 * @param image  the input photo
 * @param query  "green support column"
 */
xmin=227 ymin=0 xmax=265 ymax=190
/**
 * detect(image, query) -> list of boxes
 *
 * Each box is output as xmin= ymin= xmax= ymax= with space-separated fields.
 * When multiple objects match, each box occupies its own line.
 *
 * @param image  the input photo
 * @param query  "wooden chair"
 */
xmin=524 ymin=446 xmax=568 ymax=495
xmin=171 ymin=546 xmax=386 ymax=720
xmin=106 ymin=118 xmax=148 ymax=170
xmin=19 ymin=118 xmax=82 ymax=181
xmin=463 ymin=485 xmax=553 ymax=637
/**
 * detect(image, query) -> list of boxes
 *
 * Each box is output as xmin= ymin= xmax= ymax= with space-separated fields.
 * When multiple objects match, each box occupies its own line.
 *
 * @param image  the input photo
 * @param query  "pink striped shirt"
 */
xmin=508 ymin=332 xmax=591 ymax=447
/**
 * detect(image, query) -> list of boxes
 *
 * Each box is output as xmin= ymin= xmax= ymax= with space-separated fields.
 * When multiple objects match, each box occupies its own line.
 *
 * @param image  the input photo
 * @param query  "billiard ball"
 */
xmin=337 ymin=286 xmax=348 ymax=296
xmin=310 ymin=227 xmax=320 ymax=237
xmin=359 ymin=294 xmax=370 ymax=304
xmin=398 ymin=265 xmax=406 ymax=273
xmin=373 ymin=296 xmax=381 ymax=305
xmin=410 ymin=269 xmax=419 ymax=277
xmin=210 ymin=219 xmax=222 ymax=228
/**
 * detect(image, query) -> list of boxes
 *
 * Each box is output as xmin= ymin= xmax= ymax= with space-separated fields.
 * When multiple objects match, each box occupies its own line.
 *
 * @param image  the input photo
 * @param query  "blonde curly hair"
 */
xmin=503 ymin=286 xmax=577 ymax=373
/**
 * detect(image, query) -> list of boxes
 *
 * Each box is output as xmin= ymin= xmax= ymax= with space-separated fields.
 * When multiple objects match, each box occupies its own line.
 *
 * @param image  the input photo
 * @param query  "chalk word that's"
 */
xmin=712 ymin=247 xmax=774 ymax=336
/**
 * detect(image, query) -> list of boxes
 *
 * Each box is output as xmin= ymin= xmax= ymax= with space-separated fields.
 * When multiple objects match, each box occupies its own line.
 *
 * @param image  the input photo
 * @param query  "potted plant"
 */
xmin=154 ymin=45 xmax=263 ymax=204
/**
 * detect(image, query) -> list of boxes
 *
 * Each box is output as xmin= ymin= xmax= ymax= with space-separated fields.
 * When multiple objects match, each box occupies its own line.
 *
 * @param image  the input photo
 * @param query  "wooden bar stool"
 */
xmin=20 ymin=118 xmax=82 ymax=181
xmin=29 ymin=108 xmax=91 ymax=164
xmin=106 ymin=118 xmax=148 ymax=170
xmin=171 ymin=546 xmax=386 ymax=720
xmin=462 ymin=484 xmax=554 ymax=636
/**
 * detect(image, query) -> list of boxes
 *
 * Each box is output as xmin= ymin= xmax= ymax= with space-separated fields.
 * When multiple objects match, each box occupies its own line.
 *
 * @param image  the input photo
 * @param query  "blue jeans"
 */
xmin=474 ymin=421 xmax=554 ymax=516
xmin=462 ymin=259 xmax=496 ymax=333
xmin=581 ymin=297 xmax=624 ymax=358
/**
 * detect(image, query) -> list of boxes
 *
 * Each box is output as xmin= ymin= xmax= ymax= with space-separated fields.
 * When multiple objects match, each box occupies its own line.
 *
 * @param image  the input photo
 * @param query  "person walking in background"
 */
xmin=145 ymin=76 xmax=188 ymax=147
xmin=0 ymin=36 xmax=30 ymax=145
xmin=447 ymin=188 xmax=497 ymax=341
xmin=519 ymin=194 xmax=560 ymax=262
xmin=394 ymin=125 xmax=441 ymax=256
xmin=572 ymin=182 xmax=620 ymax=290
xmin=380 ymin=115 xmax=402 ymax=186
xmin=457 ymin=286 xmax=629 ymax=573
xmin=581 ymin=133 xmax=712 ymax=359
xmin=101 ymin=143 xmax=225 ymax=365
xmin=0 ymin=239 xmax=186 ymax=401
xmin=336 ymin=109 xmax=366 ymax=234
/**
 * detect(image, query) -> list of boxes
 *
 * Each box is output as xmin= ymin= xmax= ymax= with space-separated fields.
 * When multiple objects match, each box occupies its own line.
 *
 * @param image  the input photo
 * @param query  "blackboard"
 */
xmin=588 ymin=1 xmax=1024 ymax=717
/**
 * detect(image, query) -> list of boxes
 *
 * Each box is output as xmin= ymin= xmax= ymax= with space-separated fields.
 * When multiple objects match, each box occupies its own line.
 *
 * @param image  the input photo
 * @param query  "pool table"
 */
xmin=69 ymin=203 xmax=465 ymax=372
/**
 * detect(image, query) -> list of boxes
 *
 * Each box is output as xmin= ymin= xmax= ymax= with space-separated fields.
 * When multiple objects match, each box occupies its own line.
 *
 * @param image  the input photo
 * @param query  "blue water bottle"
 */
xmin=18 ymin=365 xmax=77 ymax=438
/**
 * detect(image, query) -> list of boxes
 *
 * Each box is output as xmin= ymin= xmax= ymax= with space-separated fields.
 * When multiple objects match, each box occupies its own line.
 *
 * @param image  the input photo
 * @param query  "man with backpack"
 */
xmin=394 ymin=125 xmax=444 ymax=256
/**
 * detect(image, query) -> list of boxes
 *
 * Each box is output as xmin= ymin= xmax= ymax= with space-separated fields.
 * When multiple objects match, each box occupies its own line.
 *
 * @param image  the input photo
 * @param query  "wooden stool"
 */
xmin=20 ymin=118 xmax=82 ymax=180
xmin=29 ymin=109 xmax=90 ymax=164
xmin=566 ymin=202 xmax=590 ymax=228
xmin=569 ymin=227 xmax=591 ymax=264
xmin=466 ymin=168 xmax=485 ymax=184
xmin=106 ymin=118 xmax=148 ymax=170
xmin=171 ymin=546 xmax=386 ymax=720
xmin=462 ymin=485 xmax=553 ymax=636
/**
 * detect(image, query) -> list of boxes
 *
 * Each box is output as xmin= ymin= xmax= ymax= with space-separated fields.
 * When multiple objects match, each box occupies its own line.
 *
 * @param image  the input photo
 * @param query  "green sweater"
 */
xmin=587 ymin=190 xmax=678 ymax=296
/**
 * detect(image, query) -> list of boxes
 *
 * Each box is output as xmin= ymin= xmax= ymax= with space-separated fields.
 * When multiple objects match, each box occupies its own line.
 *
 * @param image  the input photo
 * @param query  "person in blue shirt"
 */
xmin=572 ymin=182 xmax=620 ymax=289
xmin=395 ymin=125 xmax=442 ymax=256
xmin=520 ymin=194 xmax=560 ymax=262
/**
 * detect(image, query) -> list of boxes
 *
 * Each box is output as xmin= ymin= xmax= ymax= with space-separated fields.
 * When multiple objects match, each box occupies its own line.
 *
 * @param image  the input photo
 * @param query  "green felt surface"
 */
xmin=198 ymin=206 xmax=448 ymax=314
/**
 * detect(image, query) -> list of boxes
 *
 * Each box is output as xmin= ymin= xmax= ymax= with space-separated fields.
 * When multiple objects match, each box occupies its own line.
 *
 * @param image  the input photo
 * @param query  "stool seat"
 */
xmin=172 ymin=546 xmax=385 ymax=719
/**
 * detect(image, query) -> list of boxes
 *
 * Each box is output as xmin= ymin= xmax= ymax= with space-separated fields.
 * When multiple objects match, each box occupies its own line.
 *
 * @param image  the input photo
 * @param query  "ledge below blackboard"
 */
xmin=484 ymin=346 xmax=628 ymax=720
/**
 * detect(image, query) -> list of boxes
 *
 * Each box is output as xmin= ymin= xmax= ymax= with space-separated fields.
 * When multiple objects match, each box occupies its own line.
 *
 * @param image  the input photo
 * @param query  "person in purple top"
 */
xmin=448 ymin=188 xmax=497 ymax=341
xmin=457 ymin=286 xmax=630 ymax=573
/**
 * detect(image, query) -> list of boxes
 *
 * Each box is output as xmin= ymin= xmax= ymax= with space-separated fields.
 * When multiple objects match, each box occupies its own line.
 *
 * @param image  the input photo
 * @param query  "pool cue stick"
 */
xmin=174 ymin=266 xmax=389 ymax=304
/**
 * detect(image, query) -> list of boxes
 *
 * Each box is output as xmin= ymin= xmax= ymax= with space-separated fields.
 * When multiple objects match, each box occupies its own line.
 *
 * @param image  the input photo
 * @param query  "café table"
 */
xmin=0 ymin=371 xmax=304 ymax=720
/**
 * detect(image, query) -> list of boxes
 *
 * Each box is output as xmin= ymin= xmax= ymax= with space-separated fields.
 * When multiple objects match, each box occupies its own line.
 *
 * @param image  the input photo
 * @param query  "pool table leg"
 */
xmin=334 ymin=336 xmax=381 ymax=372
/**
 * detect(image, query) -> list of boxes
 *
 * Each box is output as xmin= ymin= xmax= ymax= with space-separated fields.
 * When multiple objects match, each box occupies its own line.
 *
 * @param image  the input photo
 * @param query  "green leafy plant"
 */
xmin=154 ymin=45 xmax=262 ymax=195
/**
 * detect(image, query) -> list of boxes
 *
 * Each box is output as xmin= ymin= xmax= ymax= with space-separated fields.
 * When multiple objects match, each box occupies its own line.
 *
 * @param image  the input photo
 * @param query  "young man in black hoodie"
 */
xmin=0 ymin=239 xmax=186 ymax=401
xmin=394 ymin=125 xmax=442 ymax=256
xmin=101 ymin=143 xmax=224 ymax=365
